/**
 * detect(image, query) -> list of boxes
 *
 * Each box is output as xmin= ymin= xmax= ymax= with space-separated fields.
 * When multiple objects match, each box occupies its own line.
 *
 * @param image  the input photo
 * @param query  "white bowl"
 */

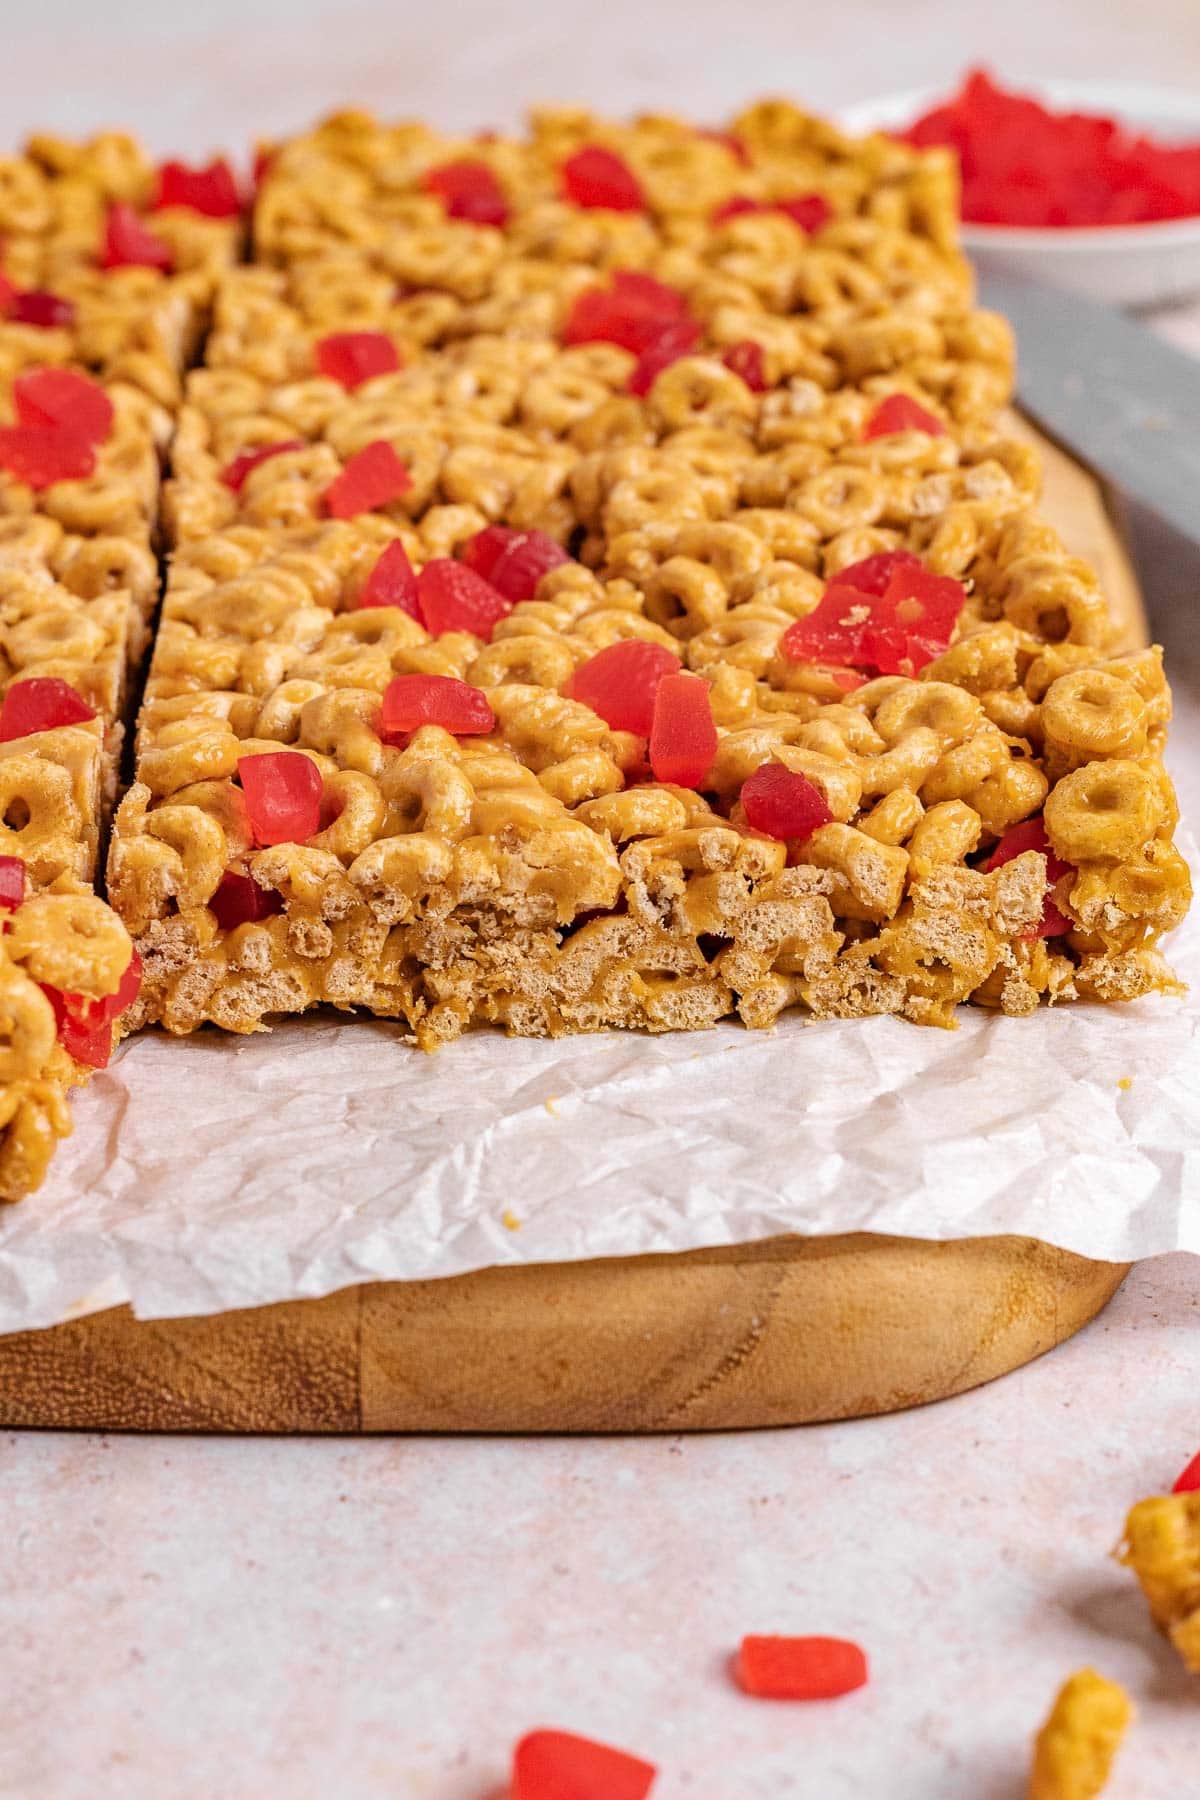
xmin=839 ymin=81 xmax=1200 ymax=309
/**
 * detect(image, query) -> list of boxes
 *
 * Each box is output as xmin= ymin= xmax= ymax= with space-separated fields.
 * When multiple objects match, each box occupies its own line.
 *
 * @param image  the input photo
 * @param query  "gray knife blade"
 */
xmin=978 ymin=276 xmax=1200 ymax=548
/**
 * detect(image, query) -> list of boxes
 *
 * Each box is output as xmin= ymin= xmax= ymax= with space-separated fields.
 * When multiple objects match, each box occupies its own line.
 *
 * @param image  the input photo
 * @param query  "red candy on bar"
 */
xmin=155 ymin=158 xmax=242 ymax=218
xmin=487 ymin=530 xmax=570 ymax=601
xmin=712 ymin=192 xmax=831 ymax=231
xmin=220 ymin=439 xmax=305 ymax=492
xmin=0 ymin=677 xmax=95 ymax=741
xmin=984 ymin=815 xmax=1075 ymax=938
xmin=863 ymin=393 xmax=947 ymax=440
xmin=722 ymin=339 xmax=768 ymax=391
xmin=562 ymin=269 xmax=689 ymax=354
xmin=423 ymin=158 xmax=510 ymax=228
xmin=460 ymin=524 xmax=521 ymax=581
xmin=102 ymin=203 xmax=173 ymax=271
xmin=564 ymin=639 xmax=680 ymax=737
xmin=741 ymin=762 xmax=833 ymax=842
xmin=416 ymin=559 xmax=512 ymax=640
xmin=831 ymin=548 xmax=925 ymax=599
xmin=359 ymin=540 xmax=421 ymax=615
xmin=561 ymin=145 xmax=646 ymax=211
xmin=736 ymin=1635 xmax=869 ymax=1700
xmin=0 ymin=855 xmax=26 ymax=912
xmin=649 ymin=672 xmax=717 ymax=788
xmin=324 ymin=440 xmax=411 ymax=518
xmin=14 ymin=367 xmax=113 ymax=444
xmin=315 ymin=331 xmax=401 ymax=390
xmin=782 ymin=557 xmax=965 ymax=678
xmin=512 ymin=1728 xmax=657 ymax=1800
xmin=237 ymin=751 xmax=323 ymax=846
xmin=209 ymin=869 xmax=285 ymax=931
xmin=1172 ymin=1450 xmax=1200 ymax=1494
xmin=628 ymin=319 xmax=702 ymax=395
xmin=0 ymin=424 xmax=94 ymax=488
xmin=379 ymin=673 xmax=495 ymax=741
xmin=10 ymin=289 xmax=76 ymax=329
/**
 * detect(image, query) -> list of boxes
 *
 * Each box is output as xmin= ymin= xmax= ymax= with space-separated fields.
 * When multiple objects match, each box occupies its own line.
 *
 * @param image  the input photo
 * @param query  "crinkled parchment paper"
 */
xmin=3 ymin=829 xmax=1197 ymax=1333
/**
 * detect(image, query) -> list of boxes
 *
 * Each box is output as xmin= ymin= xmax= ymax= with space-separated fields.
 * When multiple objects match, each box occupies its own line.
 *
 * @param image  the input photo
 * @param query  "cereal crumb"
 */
xmin=544 ymin=1095 xmax=560 ymax=1117
xmin=1117 ymin=1076 xmax=1134 ymax=1091
xmin=501 ymin=1209 xmax=521 ymax=1231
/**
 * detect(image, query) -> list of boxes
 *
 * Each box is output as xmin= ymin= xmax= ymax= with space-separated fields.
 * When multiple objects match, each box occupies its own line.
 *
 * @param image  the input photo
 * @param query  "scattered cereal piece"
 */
xmin=1027 ymin=1668 xmax=1132 ymax=1800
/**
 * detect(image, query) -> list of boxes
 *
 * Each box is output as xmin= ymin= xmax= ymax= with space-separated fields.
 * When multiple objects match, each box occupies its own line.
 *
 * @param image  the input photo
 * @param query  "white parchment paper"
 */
xmin=2 ymin=848 xmax=1197 ymax=1335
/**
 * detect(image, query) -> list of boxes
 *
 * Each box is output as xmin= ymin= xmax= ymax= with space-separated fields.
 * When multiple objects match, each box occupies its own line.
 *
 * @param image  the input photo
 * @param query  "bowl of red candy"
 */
xmin=841 ymin=69 xmax=1200 ymax=306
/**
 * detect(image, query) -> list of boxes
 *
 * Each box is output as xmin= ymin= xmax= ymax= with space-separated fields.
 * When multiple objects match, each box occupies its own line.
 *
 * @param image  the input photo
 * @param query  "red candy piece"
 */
xmin=561 ymin=145 xmax=646 ymax=212
xmin=0 ymin=855 xmax=26 ymax=912
xmin=14 ymin=367 xmax=113 ymax=443
xmin=0 ymin=271 xmax=16 ymax=312
xmin=0 ymin=677 xmax=95 ymax=741
xmin=776 ymin=191 xmax=833 ymax=233
xmin=0 ymin=424 xmax=94 ymax=488
xmin=359 ymin=540 xmax=421 ymax=615
xmin=155 ymin=158 xmax=242 ymax=218
xmin=315 ymin=331 xmax=400 ymax=391
xmin=1172 ymin=1449 xmax=1200 ymax=1494
xmin=863 ymin=394 xmax=947 ymax=440
xmin=984 ymin=815 xmax=1074 ymax=938
xmin=41 ymin=985 xmax=114 ymax=1069
xmin=58 ymin=947 xmax=143 ymax=1035
xmin=698 ymin=128 xmax=750 ymax=165
xmin=628 ymin=319 xmax=702 ymax=396
xmin=324 ymin=440 xmax=411 ymax=519
xmin=711 ymin=195 xmax=765 ymax=224
xmin=782 ymin=558 xmax=965 ymax=678
xmin=562 ymin=269 xmax=689 ymax=355
xmin=416 ymin=559 xmax=512 ymax=640
xmin=722 ymin=339 xmax=768 ymax=392
xmin=460 ymin=523 xmax=521 ymax=581
xmin=209 ymin=869 xmax=284 ymax=931
xmin=237 ymin=751 xmax=323 ymax=847
xmin=831 ymin=548 xmax=924 ymax=599
xmin=102 ymin=203 xmax=173 ymax=271
xmin=488 ymin=530 xmax=571 ymax=602
xmin=423 ymin=158 xmax=510 ymax=228
xmin=10 ymin=289 xmax=76 ymax=329
xmin=736 ymin=1635 xmax=869 ymax=1701
xmin=512 ymin=1728 xmax=656 ymax=1800
xmin=564 ymin=639 xmax=680 ymax=736
xmin=252 ymin=146 xmax=274 ymax=190
xmin=648 ymin=672 xmax=717 ymax=788
xmin=220 ymin=438 xmax=305 ymax=492
xmin=379 ymin=673 xmax=495 ymax=742
xmin=741 ymin=762 xmax=833 ymax=842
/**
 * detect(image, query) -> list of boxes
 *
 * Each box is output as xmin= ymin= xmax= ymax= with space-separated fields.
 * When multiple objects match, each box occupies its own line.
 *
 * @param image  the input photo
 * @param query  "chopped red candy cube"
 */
xmin=863 ymin=394 xmax=948 ymax=440
xmin=252 ymin=145 xmax=274 ymax=190
xmin=0 ymin=271 xmax=16 ymax=313
xmin=422 ymin=158 xmax=510 ymax=228
xmin=488 ymin=530 xmax=571 ymax=602
xmin=512 ymin=1728 xmax=656 ymax=1800
xmin=14 ymin=367 xmax=113 ymax=444
xmin=220 ymin=438 xmax=305 ymax=492
xmin=984 ymin=815 xmax=1074 ymax=938
xmin=722 ymin=339 xmax=768 ymax=392
xmin=0 ymin=424 xmax=95 ymax=489
xmin=563 ymin=639 xmax=680 ymax=736
xmin=379 ymin=673 xmax=495 ymax=742
xmin=324 ymin=440 xmax=411 ymax=519
xmin=782 ymin=557 xmax=965 ymax=679
xmin=628 ymin=319 xmax=703 ymax=397
xmin=711 ymin=194 xmax=766 ymax=224
xmin=10 ymin=288 xmax=76 ymax=329
xmin=562 ymin=271 xmax=688 ymax=355
xmin=648 ymin=672 xmax=718 ymax=788
xmin=1172 ymin=1449 xmax=1200 ymax=1494
xmin=0 ymin=855 xmax=26 ymax=911
xmin=102 ymin=203 xmax=173 ymax=271
xmin=40 ymin=984 xmax=114 ymax=1069
xmin=209 ymin=869 xmax=284 ymax=931
xmin=741 ymin=762 xmax=833 ymax=842
xmin=237 ymin=751 xmax=323 ymax=847
xmin=782 ymin=582 xmax=877 ymax=670
xmin=561 ymin=145 xmax=646 ymax=212
xmin=776 ymin=191 xmax=833 ymax=233
xmin=871 ymin=561 xmax=966 ymax=672
xmin=736 ymin=1635 xmax=869 ymax=1701
xmin=59 ymin=947 xmax=144 ymax=1033
xmin=831 ymin=548 xmax=924 ymax=599
xmin=698 ymin=128 xmax=750 ymax=165
xmin=460 ymin=523 xmax=522 ymax=581
xmin=0 ymin=676 xmax=95 ymax=741
xmin=359 ymin=540 xmax=421 ymax=615
xmin=415 ymin=559 xmax=512 ymax=640
xmin=315 ymin=331 xmax=401 ymax=391
xmin=154 ymin=157 xmax=242 ymax=218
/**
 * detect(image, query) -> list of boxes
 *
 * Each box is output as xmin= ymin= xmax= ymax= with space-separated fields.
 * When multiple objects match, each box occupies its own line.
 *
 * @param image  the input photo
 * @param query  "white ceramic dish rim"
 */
xmin=838 ymin=79 xmax=1200 ymax=250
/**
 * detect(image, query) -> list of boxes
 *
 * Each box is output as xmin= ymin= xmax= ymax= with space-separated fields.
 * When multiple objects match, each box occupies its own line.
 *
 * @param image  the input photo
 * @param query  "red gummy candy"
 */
xmin=155 ymin=158 xmax=242 ymax=218
xmin=209 ymin=868 xmax=284 ymax=930
xmin=416 ymin=559 xmax=512 ymax=640
xmin=863 ymin=394 xmax=947 ymax=440
xmin=315 ymin=331 xmax=400 ymax=391
xmin=422 ymin=159 xmax=510 ymax=228
xmin=102 ymin=203 xmax=173 ymax=271
xmin=237 ymin=751 xmax=323 ymax=847
xmin=460 ymin=524 xmax=521 ymax=581
xmin=0 ymin=854 xmax=26 ymax=911
xmin=722 ymin=339 xmax=768 ymax=391
xmin=0 ymin=425 xmax=95 ymax=488
xmin=10 ymin=289 xmax=76 ymax=329
xmin=984 ymin=815 xmax=1074 ymax=938
xmin=830 ymin=548 xmax=924 ymax=599
xmin=58 ymin=947 xmax=143 ymax=1035
xmin=488 ymin=530 xmax=571 ymax=601
xmin=561 ymin=145 xmax=646 ymax=212
xmin=776 ymin=192 xmax=833 ymax=234
xmin=379 ymin=673 xmax=495 ymax=741
xmin=562 ymin=270 xmax=688 ymax=355
xmin=359 ymin=540 xmax=421 ymax=615
xmin=14 ymin=366 xmax=113 ymax=444
xmin=736 ymin=1635 xmax=869 ymax=1701
xmin=0 ymin=271 xmax=16 ymax=312
xmin=628 ymin=319 xmax=702 ymax=396
xmin=324 ymin=440 xmax=411 ymax=519
xmin=782 ymin=558 xmax=965 ymax=678
xmin=648 ymin=672 xmax=717 ymax=788
xmin=1172 ymin=1449 xmax=1200 ymax=1494
xmin=741 ymin=762 xmax=833 ymax=842
xmin=512 ymin=1728 xmax=657 ymax=1800
xmin=564 ymin=639 xmax=680 ymax=736
xmin=40 ymin=984 xmax=114 ymax=1069
xmin=220 ymin=438 xmax=305 ymax=492
xmin=0 ymin=677 xmax=95 ymax=740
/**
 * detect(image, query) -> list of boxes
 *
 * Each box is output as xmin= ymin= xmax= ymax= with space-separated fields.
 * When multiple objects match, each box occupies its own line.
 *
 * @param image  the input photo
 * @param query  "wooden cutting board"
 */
xmin=0 ymin=421 xmax=1146 ymax=1434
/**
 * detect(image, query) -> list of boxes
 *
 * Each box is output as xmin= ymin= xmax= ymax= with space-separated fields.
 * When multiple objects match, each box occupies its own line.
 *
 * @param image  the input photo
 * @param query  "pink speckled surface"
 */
xmin=2 ymin=6 xmax=1199 ymax=1794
